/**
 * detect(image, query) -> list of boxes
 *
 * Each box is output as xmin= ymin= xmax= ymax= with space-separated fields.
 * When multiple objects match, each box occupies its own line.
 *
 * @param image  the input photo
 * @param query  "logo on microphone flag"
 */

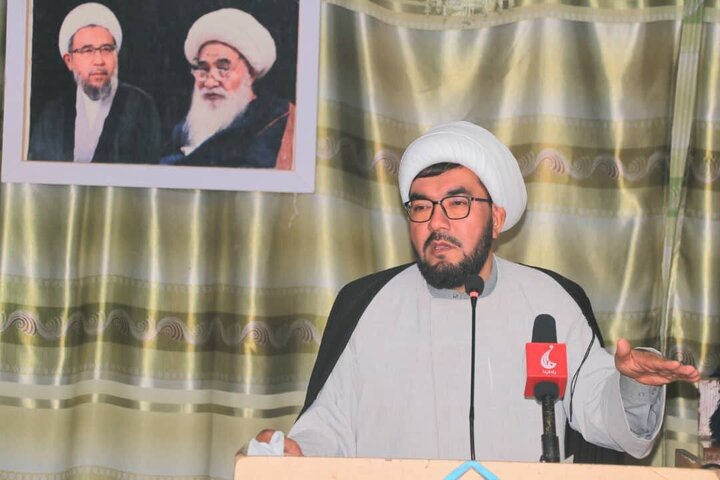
xmin=540 ymin=345 xmax=558 ymax=370
xmin=524 ymin=342 xmax=568 ymax=398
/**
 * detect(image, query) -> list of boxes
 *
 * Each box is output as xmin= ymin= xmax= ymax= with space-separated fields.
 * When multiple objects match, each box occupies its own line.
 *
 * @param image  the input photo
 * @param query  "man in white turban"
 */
xmin=160 ymin=8 xmax=295 ymax=169
xmin=254 ymin=121 xmax=700 ymax=462
xmin=28 ymin=2 xmax=160 ymax=164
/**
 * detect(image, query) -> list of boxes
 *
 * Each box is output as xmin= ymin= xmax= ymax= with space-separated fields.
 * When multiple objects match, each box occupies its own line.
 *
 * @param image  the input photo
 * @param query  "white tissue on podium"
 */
xmin=247 ymin=431 xmax=285 ymax=456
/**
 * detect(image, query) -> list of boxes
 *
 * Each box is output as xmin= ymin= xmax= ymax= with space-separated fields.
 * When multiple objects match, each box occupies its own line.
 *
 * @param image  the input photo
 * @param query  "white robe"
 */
xmin=289 ymin=257 xmax=664 ymax=460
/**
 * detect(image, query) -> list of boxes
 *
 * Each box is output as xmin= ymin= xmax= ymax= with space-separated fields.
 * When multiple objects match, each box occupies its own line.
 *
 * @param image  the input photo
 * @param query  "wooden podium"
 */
xmin=235 ymin=456 xmax=720 ymax=479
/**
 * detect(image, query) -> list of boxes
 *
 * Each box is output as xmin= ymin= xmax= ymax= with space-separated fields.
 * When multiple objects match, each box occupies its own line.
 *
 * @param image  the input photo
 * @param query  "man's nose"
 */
xmin=203 ymin=75 xmax=220 ymax=88
xmin=427 ymin=204 xmax=450 ymax=230
xmin=91 ymin=51 xmax=105 ymax=64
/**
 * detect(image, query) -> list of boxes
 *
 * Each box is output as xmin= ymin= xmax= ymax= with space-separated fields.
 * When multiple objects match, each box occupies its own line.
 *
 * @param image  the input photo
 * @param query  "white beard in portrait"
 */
xmin=182 ymin=75 xmax=255 ymax=153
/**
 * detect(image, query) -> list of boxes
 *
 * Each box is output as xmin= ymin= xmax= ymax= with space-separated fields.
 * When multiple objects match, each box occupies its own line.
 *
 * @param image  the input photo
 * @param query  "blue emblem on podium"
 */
xmin=443 ymin=461 xmax=500 ymax=480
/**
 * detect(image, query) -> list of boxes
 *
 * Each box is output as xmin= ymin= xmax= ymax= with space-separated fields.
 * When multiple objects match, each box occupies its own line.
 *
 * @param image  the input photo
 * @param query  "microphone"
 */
xmin=464 ymin=275 xmax=484 ymax=461
xmin=464 ymin=275 xmax=484 ymax=308
xmin=524 ymin=314 xmax=567 ymax=399
xmin=524 ymin=314 xmax=567 ymax=463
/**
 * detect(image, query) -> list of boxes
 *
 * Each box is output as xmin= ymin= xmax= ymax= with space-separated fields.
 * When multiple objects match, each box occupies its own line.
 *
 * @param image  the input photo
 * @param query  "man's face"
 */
xmin=193 ymin=42 xmax=254 ymax=107
xmin=63 ymin=26 xmax=117 ymax=100
xmin=184 ymin=42 xmax=258 ymax=148
xmin=409 ymin=166 xmax=506 ymax=290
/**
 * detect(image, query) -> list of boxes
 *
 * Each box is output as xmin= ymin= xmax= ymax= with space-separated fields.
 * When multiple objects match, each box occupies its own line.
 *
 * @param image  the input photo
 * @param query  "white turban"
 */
xmin=58 ymin=2 xmax=122 ymax=57
xmin=398 ymin=121 xmax=527 ymax=232
xmin=184 ymin=8 xmax=276 ymax=79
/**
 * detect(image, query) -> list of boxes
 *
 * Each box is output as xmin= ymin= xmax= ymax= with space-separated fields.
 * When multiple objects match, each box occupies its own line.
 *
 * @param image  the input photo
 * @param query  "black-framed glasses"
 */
xmin=190 ymin=60 xmax=234 ymax=81
xmin=403 ymin=195 xmax=492 ymax=223
xmin=69 ymin=44 xmax=116 ymax=56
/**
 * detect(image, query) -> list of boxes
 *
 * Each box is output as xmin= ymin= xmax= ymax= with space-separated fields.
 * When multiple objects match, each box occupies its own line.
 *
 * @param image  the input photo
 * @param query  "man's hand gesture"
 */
xmin=614 ymin=338 xmax=700 ymax=385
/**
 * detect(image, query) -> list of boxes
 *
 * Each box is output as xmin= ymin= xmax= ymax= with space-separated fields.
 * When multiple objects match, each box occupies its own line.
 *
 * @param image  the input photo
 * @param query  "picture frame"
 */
xmin=2 ymin=0 xmax=320 ymax=193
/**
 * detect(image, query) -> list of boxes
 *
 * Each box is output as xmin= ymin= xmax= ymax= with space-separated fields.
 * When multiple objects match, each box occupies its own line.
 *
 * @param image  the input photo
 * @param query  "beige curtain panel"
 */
xmin=1 ymin=0 xmax=719 ymax=479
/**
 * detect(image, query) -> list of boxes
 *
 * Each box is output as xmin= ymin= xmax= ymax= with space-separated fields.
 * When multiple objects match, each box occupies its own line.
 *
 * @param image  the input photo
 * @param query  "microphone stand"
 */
xmin=535 ymin=383 xmax=560 ymax=463
xmin=469 ymin=294 xmax=477 ymax=461
xmin=464 ymin=275 xmax=483 ymax=461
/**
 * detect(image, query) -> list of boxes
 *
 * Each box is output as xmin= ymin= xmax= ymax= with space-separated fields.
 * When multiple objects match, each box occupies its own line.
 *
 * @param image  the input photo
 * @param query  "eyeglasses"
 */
xmin=69 ymin=44 xmax=116 ymax=56
xmin=403 ymin=195 xmax=492 ymax=223
xmin=190 ymin=60 xmax=234 ymax=81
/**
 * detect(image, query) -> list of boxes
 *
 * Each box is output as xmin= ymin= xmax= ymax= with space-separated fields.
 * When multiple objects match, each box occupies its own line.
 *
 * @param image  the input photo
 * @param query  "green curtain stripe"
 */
xmin=325 ymin=0 xmax=691 ymax=29
xmin=0 ymin=379 xmax=306 ymax=407
xmin=0 ymin=343 xmax=318 ymax=388
xmin=0 ymin=305 xmax=325 ymax=352
xmin=686 ymin=151 xmax=720 ymax=194
xmin=707 ymin=5 xmax=720 ymax=21
xmin=662 ymin=0 xmax=704 ymax=328
xmin=0 ymin=394 xmax=301 ymax=418
xmin=0 ymin=467 xmax=223 ymax=480
xmin=658 ymin=1 xmax=706 ymax=464
xmin=318 ymin=128 xmax=671 ymax=189
xmin=319 ymin=104 xmax=677 ymax=149
xmin=0 ymin=281 xmax=339 ymax=315
xmin=665 ymin=177 xmax=686 ymax=219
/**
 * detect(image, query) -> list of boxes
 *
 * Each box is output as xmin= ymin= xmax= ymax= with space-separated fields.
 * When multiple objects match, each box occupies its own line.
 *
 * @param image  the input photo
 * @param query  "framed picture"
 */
xmin=2 ymin=0 xmax=319 ymax=193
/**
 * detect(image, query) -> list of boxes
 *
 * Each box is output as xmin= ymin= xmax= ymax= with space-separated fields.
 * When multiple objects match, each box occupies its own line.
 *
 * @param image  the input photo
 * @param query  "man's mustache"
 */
xmin=201 ymin=88 xmax=226 ymax=101
xmin=424 ymin=231 xmax=462 ymax=250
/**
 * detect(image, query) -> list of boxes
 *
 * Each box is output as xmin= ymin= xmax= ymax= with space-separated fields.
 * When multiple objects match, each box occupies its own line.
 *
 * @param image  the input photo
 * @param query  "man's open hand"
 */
xmin=614 ymin=338 xmax=701 ymax=385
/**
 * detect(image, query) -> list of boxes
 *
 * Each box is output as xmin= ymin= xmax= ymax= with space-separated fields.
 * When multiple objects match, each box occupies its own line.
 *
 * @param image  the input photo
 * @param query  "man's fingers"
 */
xmin=671 ymin=366 xmax=699 ymax=380
xmin=255 ymin=429 xmax=276 ymax=443
xmin=615 ymin=338 xmax=633 ymax=359
xmin=630 ymin=360 xmax=701 ymax=385
xmin=615 ymin=342 xmax=701 ymax=385
xmin=284 ymin=437 xmax=304 ymax=456
xmin=254 ymin=430 xmax=304 ymax=456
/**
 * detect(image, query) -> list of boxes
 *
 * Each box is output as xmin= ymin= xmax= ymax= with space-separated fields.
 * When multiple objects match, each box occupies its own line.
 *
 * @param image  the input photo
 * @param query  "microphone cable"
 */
xmin=568 ymin=330 xmax=595 ymax=422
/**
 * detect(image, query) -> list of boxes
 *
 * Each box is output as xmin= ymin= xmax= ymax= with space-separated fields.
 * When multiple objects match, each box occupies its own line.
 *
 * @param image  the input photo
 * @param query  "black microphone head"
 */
xmin=532 ymin=314 xmax=557 ymax=343
xmin=534 ymin=381 xmax=559 ymax=400
xmin=464 ymin=275 xmax=485 ymax=296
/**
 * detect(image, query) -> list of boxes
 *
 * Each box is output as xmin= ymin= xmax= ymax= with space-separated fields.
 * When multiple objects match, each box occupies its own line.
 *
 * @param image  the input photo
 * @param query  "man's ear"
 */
xmin=63 ymin=54 xmax=73 ymax=71
xmin=491 ymin=205 xmax=506 ymax=239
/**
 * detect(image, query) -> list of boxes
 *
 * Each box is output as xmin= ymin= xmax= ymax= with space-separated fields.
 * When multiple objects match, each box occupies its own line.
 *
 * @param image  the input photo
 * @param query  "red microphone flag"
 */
xmin=524 ymin=342 xmax=568 ymax=399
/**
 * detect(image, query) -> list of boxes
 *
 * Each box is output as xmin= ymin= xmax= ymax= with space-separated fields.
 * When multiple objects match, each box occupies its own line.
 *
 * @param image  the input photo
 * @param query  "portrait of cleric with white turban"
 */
xmin=160 ymin=8 xmax=296 ymax=169
xmin=26 ymin=1 xmax=299 ymax=171
xmin=28 ymin=2 xmax=162 ymax=165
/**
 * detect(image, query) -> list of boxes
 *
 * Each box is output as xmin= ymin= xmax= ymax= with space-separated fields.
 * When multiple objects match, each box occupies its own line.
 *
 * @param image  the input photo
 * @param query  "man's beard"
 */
xmin=183 ymin=77 xmax=255 ymax=152
xmin=75 ymin=70 xmax=115 ymax=101
xmin=414 ymin=215 xmax=494 ymax=290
